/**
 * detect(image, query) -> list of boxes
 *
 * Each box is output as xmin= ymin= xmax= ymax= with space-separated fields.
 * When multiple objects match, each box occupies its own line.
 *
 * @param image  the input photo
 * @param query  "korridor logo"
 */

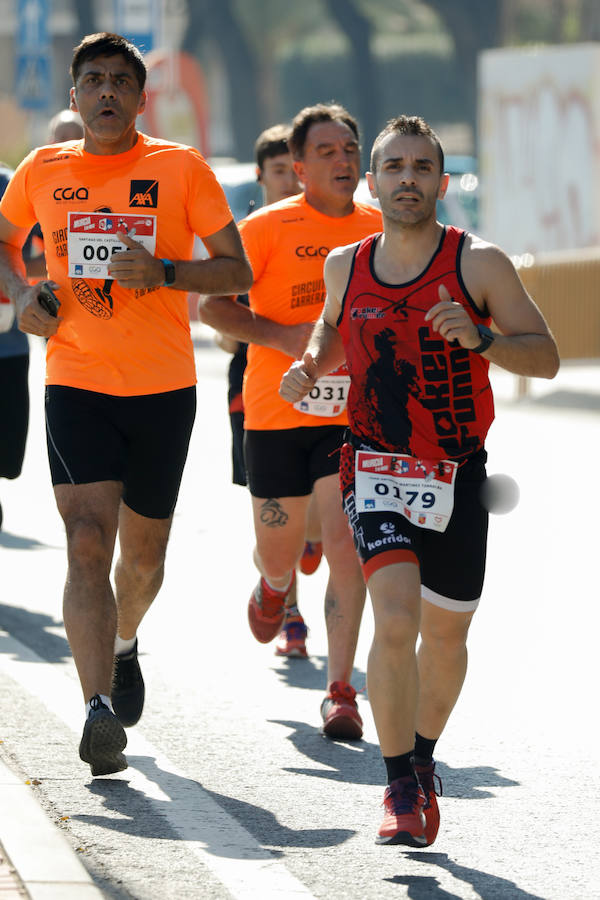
xmin=129 ymin=179 xmax=158 ymax=207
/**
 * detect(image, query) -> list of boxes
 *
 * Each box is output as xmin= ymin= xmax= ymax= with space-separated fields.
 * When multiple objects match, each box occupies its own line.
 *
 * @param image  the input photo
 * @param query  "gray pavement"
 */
xmin=0 ymin=327 xmax=599 ymax=899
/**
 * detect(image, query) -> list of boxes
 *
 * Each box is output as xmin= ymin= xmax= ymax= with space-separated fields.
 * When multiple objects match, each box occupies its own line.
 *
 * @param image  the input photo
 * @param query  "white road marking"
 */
xmin=0 ymin=630 xmax=316 ymax=899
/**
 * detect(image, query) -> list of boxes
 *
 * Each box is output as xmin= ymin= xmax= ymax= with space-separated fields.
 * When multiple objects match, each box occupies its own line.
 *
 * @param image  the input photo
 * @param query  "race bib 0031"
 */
xmin=293 ymin=364 xmax=350 ymax=417
xmin=67 ymin=212 xmax=157 ymax=279
xmin=355 ymin=450 xmax=458 ymax=532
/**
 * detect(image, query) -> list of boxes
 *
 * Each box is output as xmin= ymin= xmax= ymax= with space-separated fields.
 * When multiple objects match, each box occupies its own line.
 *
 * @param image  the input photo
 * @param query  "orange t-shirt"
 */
xmin=239 ymin=193 xmax=382 ymax=429
xmin=0 ymin=133 xmax=232 ymax=395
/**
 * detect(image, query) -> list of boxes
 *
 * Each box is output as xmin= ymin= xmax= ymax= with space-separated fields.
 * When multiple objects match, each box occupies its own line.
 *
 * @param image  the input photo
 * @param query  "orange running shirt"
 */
xmin=0 ymin=133 xmax=233 ymax=395
xmin=239 ymin=193 xmax=382 ymax=429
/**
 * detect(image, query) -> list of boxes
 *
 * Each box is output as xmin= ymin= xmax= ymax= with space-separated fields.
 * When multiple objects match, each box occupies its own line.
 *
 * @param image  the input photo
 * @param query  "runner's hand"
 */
xmin=16 ymin=281 xmax=62 ymax=338
xmin=425 ymin=284 xmax=481 ymax=349
xmin=279 ymin=351 xmax=319 ymax=402
xmin=109 ymin=231 xmax=165 ymax=289
xmin=277 ymin=321 xmax=316 ymax=359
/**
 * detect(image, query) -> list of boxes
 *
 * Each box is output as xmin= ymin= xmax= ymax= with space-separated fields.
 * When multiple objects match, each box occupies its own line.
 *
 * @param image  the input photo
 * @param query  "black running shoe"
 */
xmin=79 ymin=695 xmax=127 ymax=777
xmin=112 ymin=639 xmax=145 ymax=727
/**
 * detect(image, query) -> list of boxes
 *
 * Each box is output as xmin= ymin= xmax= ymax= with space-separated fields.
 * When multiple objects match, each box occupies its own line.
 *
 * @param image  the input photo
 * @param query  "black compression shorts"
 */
xmin=340 ymin=441 xmax=489 ymax=611
xmin=45 ymin=385 xmax=196 ymax=519
xmin=244 ymin=425 xmax=345 ymax=498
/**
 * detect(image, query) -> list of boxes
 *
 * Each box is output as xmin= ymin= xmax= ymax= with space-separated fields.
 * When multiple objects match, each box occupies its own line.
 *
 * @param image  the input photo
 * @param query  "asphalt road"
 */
xmin=0 ymin=329 xmax=599 ymax=899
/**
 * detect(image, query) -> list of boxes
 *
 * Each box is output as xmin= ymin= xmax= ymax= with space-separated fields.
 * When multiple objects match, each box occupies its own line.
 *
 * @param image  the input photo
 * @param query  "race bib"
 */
xmin=355 ymin=450 xmax=458 ymax=532
xmin=67 ymin=212 xmax=157 ymax=279
xmin=294 ymin=365 xmax=350 ymax=417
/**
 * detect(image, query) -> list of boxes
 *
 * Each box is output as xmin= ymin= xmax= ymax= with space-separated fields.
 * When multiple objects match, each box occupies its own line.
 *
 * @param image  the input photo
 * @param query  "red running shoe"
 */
xmin=376 ymin=776 xmax=427 ymax=846
xmin=415 ymin=759 xmax=442 ymax=846
xmin=248 ymin=572 xmax=295 ymax=643
xmin=320 ymin=681 xmax=363 ymax=740
xmin=299 ymin=540 xmax=322 ymax=575
xmin=275 ymin=612 xmax=308 ymax=657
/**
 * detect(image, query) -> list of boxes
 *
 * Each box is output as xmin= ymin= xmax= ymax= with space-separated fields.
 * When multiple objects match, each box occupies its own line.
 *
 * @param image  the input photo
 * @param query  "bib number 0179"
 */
xmin=374 ymin=482 xmax=436 ymax=508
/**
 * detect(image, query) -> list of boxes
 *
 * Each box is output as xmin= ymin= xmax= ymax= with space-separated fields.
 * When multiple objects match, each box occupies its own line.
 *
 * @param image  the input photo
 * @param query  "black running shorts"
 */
xmin=340 ymin=442 xmax=489 ymax=611
xmin=45 ymin=385 xmax=196 ymax=519
xmin=244 ymin=425 xmax=346 ymax=498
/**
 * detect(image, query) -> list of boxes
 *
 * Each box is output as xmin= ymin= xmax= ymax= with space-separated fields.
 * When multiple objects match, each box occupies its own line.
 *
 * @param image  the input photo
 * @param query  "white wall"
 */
xmin=479 ymin=43 xmax=600 ymax=254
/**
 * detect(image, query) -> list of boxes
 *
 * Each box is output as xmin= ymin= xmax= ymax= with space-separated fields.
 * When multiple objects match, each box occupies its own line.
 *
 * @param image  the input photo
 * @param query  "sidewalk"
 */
xmin=0 ymin=755 xmax=104 ymax=899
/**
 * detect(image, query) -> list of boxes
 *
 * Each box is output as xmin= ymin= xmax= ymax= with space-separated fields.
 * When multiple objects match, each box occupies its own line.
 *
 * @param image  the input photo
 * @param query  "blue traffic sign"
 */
xmin=114 ymin=0 xmax=156 ymax=54
xmin=16 ymin=53 xmax=51 ymax=110
xmin=16 ymin=0 xmax=51 ymax=110
xmin=17 ymin=0 xmax=49 ymax=51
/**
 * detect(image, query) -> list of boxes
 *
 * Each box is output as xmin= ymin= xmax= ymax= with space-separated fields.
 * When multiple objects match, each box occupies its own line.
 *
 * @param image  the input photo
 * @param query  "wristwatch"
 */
xmin=471 ymin=324 xmax=495 ymax=354
xmin=161 ymin=259 xmax=176 ymax=286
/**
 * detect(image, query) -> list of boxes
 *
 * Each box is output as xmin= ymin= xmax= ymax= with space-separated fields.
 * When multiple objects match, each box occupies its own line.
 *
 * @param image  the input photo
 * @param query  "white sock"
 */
xmin=114 ymin=634 xmax=136 ymax=656
xmin=85 ymin=693 xmax=113 ymax=717
xmin=263 ymin=574 xmax=292 ymax=594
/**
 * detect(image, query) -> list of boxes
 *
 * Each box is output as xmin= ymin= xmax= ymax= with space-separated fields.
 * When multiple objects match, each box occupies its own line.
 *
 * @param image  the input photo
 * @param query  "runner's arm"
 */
xmin=0 ymin=212 xmax=60 ymax=337
xmin=425 ymin=237 xmax=559 ymax=379
xmin=108 ymin=220 xmax=253 ymax=295
xmin=279 ymin=247 xmax=350 ymax=403
xmin=199 ymin=294 xmax=315 ymax=360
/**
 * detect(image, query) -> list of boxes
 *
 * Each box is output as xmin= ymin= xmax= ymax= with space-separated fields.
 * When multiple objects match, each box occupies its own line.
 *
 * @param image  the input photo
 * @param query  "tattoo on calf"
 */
xmin=325 ymin=593 xmax=337 ymax=620
xmin=260 ymin=498 xmax=289 ymax=527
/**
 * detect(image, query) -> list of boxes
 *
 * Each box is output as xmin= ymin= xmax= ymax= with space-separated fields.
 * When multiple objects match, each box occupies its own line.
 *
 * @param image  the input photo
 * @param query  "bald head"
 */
xmin=48 ymin=110 xmax=83 ymax=143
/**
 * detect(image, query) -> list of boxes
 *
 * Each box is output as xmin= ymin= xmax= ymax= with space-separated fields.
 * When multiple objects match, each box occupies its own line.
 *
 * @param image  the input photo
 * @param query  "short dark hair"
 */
xmin=370 ymin=115 xmax=444 ymax=174
xmin=70 ymin=33 xmax=147 ymax=91
xmin=288 ymin=103 xmax=359 ymax=160
xmin=254 ymin=124 xmax=292 ymax=171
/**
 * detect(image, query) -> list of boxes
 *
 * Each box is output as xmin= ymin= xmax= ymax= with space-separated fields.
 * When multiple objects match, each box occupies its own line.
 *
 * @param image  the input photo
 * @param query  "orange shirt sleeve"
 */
xmin=238 ymin=212 xmax=271 ymax=284
xmin=0 ymin=152 xmax=37 ymax=229
xmin=184 ymin=149 xmax=234 ymax=239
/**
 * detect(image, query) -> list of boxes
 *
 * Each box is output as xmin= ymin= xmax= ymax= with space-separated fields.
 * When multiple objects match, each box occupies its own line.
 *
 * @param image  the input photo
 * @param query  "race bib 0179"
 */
xmin=355 ymin=450 xmax=458 ymax=532
xmin=67 ymin=212 xmax=157 ymax=279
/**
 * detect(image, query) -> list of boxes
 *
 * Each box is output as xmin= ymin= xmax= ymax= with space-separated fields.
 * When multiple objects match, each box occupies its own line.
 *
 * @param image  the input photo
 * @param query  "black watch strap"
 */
xmin=162 ymin=258 xmax=176 ymax=286
xmin=472 ymin=324 xmax=494 ymax=354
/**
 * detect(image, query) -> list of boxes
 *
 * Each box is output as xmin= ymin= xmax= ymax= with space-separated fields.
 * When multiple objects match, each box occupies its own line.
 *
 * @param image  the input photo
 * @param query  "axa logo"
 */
xmin=53 ymin=186 xmax=89 ymax=201
xmin=295 ymin=245 xmax=329 ymax=258
xmin=129 ymin=179 xmax=158 ymax=207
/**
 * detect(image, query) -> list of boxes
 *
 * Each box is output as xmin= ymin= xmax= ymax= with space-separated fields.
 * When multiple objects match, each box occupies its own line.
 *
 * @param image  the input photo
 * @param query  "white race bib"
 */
xmin=355 ymin=450 xmax=458 ymax=532
xmin=67 ymin=212 xmax=157 ymax=279
xmin=294 ymin=365 xmax=350 ymax=417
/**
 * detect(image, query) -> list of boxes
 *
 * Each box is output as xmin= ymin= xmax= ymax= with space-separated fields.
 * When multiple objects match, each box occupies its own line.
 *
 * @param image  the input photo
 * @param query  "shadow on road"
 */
xmin=76 ymin=754 xmax=354 ymax=853
xmin=386 ymin=851 xmax=546 ymax=899
xmin=272 ymin=653 xmax=367 ymax=693
xmin=272 ymin=717 xmax=384 ymax=785
xmin=435 ymin=761 xmax=519 ymax=799
xmin=0 ymin=602 xmax=71 ymax=663
xmin=270 ymin=721 xmax=520 ymax=802
xmin=0 ymin=531 xmax=56 ymax=550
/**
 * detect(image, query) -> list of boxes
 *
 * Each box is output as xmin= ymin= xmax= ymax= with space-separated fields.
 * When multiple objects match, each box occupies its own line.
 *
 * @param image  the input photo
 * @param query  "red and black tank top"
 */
xmin=337 ymin=226 xmax=495 ymax=463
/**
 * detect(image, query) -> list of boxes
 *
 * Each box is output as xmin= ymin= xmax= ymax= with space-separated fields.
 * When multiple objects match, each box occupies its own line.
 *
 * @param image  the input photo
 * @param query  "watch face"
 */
xmin=163 ymin=261 xmax=175 ymax=285
xmin=475 ymin=325 xmax=494 ymax=352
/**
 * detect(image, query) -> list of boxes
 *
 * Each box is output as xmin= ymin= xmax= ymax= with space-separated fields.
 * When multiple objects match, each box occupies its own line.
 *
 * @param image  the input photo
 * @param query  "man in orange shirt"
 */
xmin=211 ymin=123 xmax=322 ymax=658
xmin=201 ymin=103 xmax=382 ymax=738
xmin=0 ymin=32 xmax=251 ymax=777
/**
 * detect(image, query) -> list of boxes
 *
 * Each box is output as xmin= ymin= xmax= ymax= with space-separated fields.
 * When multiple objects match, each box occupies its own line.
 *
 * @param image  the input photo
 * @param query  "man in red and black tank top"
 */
xmin=339 ymin=226 xmax=494 ymax=461
xmin=281 ymin=115 xmax=558 ymax=847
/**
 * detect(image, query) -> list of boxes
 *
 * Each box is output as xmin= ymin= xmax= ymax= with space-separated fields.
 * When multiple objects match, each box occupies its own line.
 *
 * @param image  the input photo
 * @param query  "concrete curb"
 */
xmin=0 ymin=756 xmax=105 ymax=899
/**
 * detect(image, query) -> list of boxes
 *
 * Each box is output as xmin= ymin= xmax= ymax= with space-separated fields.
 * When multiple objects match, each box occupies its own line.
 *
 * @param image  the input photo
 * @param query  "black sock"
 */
xmin=383 ymin=751 xmax=416 ymax=785
xmin=414 ymin=732 xmax=437 ymax=766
